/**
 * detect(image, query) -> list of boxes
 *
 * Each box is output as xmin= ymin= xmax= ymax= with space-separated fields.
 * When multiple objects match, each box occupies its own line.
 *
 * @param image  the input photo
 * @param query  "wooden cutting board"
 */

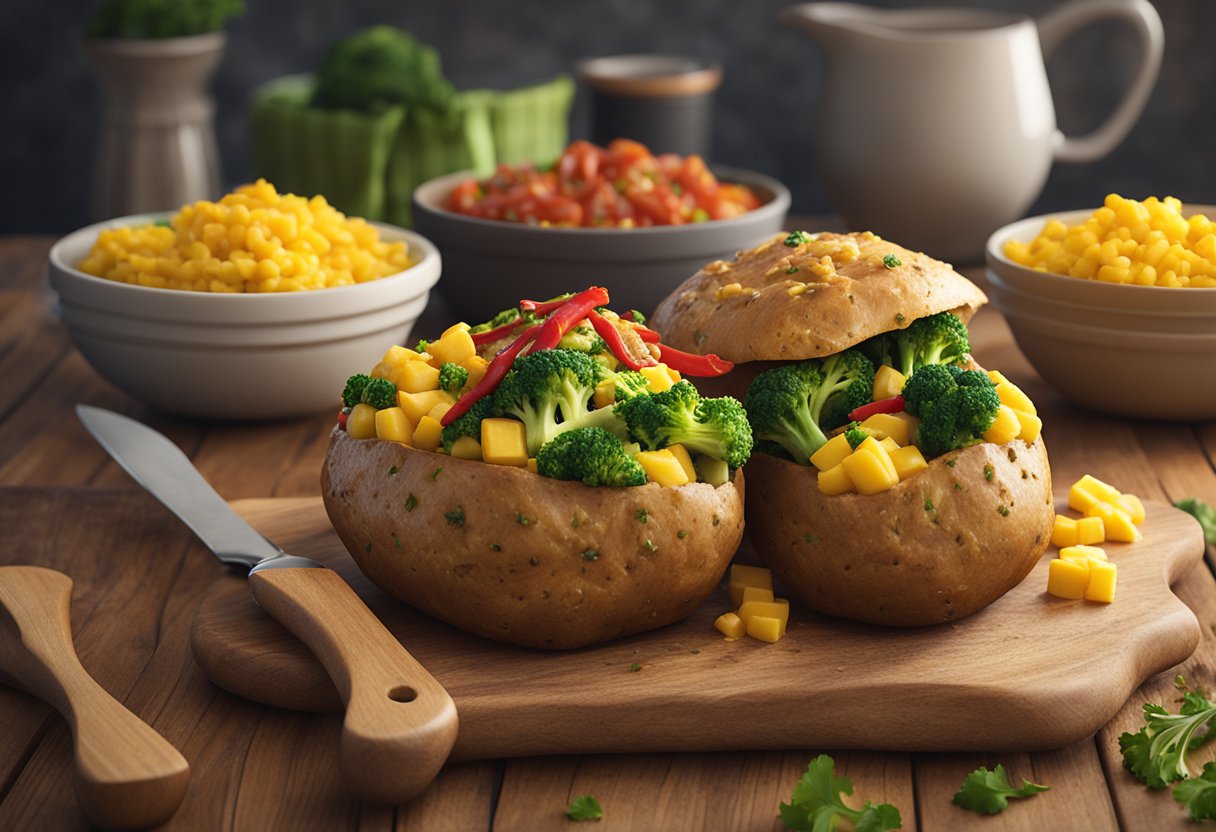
xmin=192 ymin=497 xmax=1203 ymax=762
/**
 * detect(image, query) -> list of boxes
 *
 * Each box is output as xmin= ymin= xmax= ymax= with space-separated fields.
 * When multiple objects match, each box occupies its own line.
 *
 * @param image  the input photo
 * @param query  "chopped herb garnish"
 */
xmin=712 ymin=514 xmax=721 ymax=526
xmin=431 ymin=466 xmax=443 ymax=480
xmin=489 ymin=543 xmax=502 ymax=552
xmin=678 ymin=529 xmax=689 ymax=539
xmin=415 ymin=339 xmax=429 ymax=352
xmin=572 ymin=511 xmax=582 ymax=528
xmin=566 ymin=795 xmax=604 ymax=822
xmin=952 ymin=765 xmax=1048 ymax=815
xmin=1122 ymin=678 xmax=1216 ymax=789
xmin=784 ymin=230 xmax=811 ymax=247
xmin=392 ymin=534 xmax=403 ymax=551
xmin=1007 ymin=448 xmax=1018 ymax=463
xmin=786 ymin=265 xmax=800 ymax=274
xmin=804 ymin=533 xmax=818 ymax=544
xmin=628 ymin=662 xmax=642 ymax=672
xmin=581 ymin=549 xmax=599 ymax=561
xmin=997 ymin=505 xmax=1010 ymax=516
xmin=944 ymin=458 xmax=957 ymax=468
xmin=955 ymin=482 xmax=965 ymax=490
xmin=388 ymin=465 xmax=399 ymax=476
xmin=984 ymin=464 xmax=995 ymax=482
xmin=642 ymin=539 xmax=657 ymax=552
xmin=444 ymin=506 xmax=465 ymax=526
xmin=635 ymin=508 xmax=648 ymax=524
xmin=780 ymin=754 xmax=902 ymax=832
xmin=405 ymin=493 xmax=418 ymax=512
xmin=924 ymin=498 xmax=935 ymax=512
xmin=883 ymin=254 xmax=902 ymax=269
xmin=516 ymin=513 xmax=534 ymax=526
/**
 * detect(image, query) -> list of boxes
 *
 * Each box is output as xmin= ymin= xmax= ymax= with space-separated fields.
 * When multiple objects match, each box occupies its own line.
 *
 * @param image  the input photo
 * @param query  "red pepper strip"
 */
xmin=588 ymin=310 xmax=655 ymax=370
xmin=633 ymin=325 xmax=661 ymax=343
xmin=848 ymin=395 xmax=905 ymax=422
xmin=337 ymin=410 xmax=348 ymax=431
xmin=519 ymin=297 xmax=570 ymax=315
xmin=470 ymin=316 xmax=523 ymax=346
xmin=529 ymin=286 xmax=610 ymax=352
xmin=654 ymin=343 xmax=734 ymax=377
xmin=442 ymin=324 xmax=540 ymax=427
xmin=620 ymin=310 xmax=638 ymax=322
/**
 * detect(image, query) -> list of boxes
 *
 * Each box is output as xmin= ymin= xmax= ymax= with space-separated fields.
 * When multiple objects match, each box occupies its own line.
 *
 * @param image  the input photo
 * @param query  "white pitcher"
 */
xmin=781 ymin=0 xmax=1163 ymax=263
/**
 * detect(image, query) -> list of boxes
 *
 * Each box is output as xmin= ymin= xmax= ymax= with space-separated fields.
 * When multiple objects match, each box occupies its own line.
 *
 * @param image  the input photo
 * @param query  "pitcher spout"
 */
xmin=778 ymin=3 xmax=878 ymax=45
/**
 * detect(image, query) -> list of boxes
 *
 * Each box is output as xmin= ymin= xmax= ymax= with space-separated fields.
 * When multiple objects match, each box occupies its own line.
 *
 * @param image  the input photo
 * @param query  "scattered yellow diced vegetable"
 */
xmin=428 ymin=330 xmax=476 ymax=365
xmin=817 ymin=462 xmax=855 ymax=495
xmin=1075 ymin=474 xmax=1120 ymax=503
xmin=995 ymin=380 xmax=1037 ymax=416
xmin=738 ymin=599 xmax=790 ymax=628
xmin=481 ymin=418 xmax=528 ymax=467
xmin=1076 ymin=515 xmax=1105 ymax=545
xmin=1059 ymin=544 xmax=1107 ymax=563
xmin=810 ymin=433 xmax=853 ymax=471
xmin=635 ymin=449 xmax=690 ymax=486
xmin=861 ymin=412 xmax=911 ymax=446
xmin=346 ymin=403 xmax=378 ymax=440
xmin=714 ymin=612 xmax=745 ymax=640
xmin=412 ymin=416 xmax=443 ymax=452
xmin=396 ymin=360 xmax=440 ymax=393
xmin=843 ymin=439 xmax=898 ymax=495
xmin=1086 ymin=501 xmax=1141 ymax=542
xmin=668 ymin=444 xmax=697 ymax=483
xmin=728 ymin=564 xmax=772 ymax=606
xmin=872 ymin=365 xmax=906 ymax=401
xmin=740 ymin=585 xmax=775 ymax=605
xmin=442 ymin=322 xmax=470 ymax=338
xmin=879 ymin=436 xmax=900 ymax=454
xmin=1012 ymin=408 xmax=1042 ymax=443
xmin=1117 ymin=493 xmax=1146 ymax=525
xmin=426 ymin=401 xmax=453 ymax=422
xmin=374 ymin=407 xmax=413 ymax=444
xmin=461 ymin=355 xmax=489 ymax=388
xmin=397 ymin=390 xmax=450 ymax=425
xmin=527 ymin=458 xmax=538 ymax=473
xmin=888 ymin=444 xmax=928 ymax=481
xmin=746 ymin=616 xmax=785 ymax=643
xmin=1085 ymin=560 xmax=1117 ymax=603
xmin=593 ymin=378 xmax=617 ymax=409
xmin=450 ymin=436 xmax=482 ymax=460
xmin=983 ymin=404 xmax=1021 ymax=444
xmin=1052 ymin=515 xmax=1079 ymax=548
xmin=640 ymin=365 xmax=675 ymax=393
xmin=1068 ymin=480 xmax=1104 ymax=513
xmin=1047 ymin=558 xmax=1089 ymax=600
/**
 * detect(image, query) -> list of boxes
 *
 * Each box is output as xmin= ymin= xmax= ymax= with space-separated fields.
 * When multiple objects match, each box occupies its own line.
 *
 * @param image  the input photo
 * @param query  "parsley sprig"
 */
xmin=779 ymin=754 xmax=901 ymax=831
xmin=1175 ymin=761 xmax=1216 ymax=821
xmin=1120 ymin=680 xmax=1216 ymax=789
xmin=951 ymin=765 xmax=1048 ymax=815
xmin=566 ymin=795 xmax=603 ymax=821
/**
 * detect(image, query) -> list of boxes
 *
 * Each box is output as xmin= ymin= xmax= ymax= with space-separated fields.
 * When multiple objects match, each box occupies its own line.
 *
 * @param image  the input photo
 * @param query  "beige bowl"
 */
xmin=986 ymin=207 xmax=1216 ymax=421
xmin=49 ymin=214 xmax=441 ymax=420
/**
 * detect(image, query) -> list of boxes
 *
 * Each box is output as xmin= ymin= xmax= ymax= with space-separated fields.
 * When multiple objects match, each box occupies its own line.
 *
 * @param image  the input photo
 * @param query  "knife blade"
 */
xmin=77 ymin=405 xmax=458 ymax=804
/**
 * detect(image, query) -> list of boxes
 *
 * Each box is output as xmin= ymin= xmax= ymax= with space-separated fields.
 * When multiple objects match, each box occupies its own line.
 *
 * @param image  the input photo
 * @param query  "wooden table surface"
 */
xmin=2 ymin=233 xmax=1215 ymax=831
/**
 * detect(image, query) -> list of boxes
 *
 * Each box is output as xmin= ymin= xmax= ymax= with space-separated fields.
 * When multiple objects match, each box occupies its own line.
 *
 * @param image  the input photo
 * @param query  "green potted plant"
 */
xmin=83 ymin=0 xmax=244 ymax=219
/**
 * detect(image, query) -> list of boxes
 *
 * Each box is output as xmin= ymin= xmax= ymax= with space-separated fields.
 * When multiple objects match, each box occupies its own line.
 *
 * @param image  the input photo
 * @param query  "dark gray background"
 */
xmin=3 ymin=0 xmax=1212 ymax=234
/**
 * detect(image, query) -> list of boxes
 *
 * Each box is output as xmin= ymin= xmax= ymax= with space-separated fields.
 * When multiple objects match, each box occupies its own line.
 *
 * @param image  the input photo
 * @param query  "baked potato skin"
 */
xmin=745 ymin=437 xmax=1053 ymax=627
xmin=322 ymin=430 xmax=745 ymax=649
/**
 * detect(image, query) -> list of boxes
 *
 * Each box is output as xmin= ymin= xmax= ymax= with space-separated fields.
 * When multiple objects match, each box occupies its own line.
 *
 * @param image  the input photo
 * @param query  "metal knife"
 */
xmin=77 ymin=405 xmax=458 ymax=804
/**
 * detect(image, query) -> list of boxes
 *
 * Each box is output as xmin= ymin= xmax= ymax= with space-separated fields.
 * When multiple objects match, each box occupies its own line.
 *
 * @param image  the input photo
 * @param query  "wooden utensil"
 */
xmin=0 ymin=566 xmax=189 ymax=830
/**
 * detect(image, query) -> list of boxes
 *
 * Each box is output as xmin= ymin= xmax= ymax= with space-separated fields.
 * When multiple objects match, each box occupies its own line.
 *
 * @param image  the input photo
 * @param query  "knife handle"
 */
xmin=0 ymin=566 xmax=190 ymax=830
xmin=248 ymin=566 xmax=458 ymax=804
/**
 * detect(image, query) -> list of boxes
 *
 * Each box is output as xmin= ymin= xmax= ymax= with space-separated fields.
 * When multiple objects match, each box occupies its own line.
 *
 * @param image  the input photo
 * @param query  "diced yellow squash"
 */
xmin=665 ymin=365 xmax=682 ymax=384
xmin=1074 ymin=474 xmax=1120 ymax=503
xmin=746 ymin=615 xmax=785 ymax=643
xmin=738 ymin=598 xmax=790 ymax=628
xmin=1060 ymin=544 xmax=1107 ymax=563
xmin=667 ymin=444 xmax=697 ymax=483
xmin=636 ymin=449 xmax=690 ymax=486
xmin=397 ymin=360 xmax=441 ymax=394
xmin=1013 ymin=408 xmax=1043 ymax=443
xmin=382 ymin=345 xmax=418 ymax=369
xmin=714 ymin=611 xmax=745 ymax=640
xmin=527 ymin=458 xmax=538 ymax=473
xmin=987 ymin=370 xmax=1011 ymax=387
xmin=841 ymin=449 xmax=897 ymax=496
xmin=1068 ymin=481 xmax=1103 ymax=514
xmin=450 ymin=436 xmax=482 ymax=460
xmin=996 ymin=380 xmax=1037 ymax=415
xmin=889 ymin=444 xmax=928 ymax=481
xmin=983 ymin=404 xmax=1021 ymax=444
xmin=593 ymin=378 xmax=617 ymax=409
xmin=1076 ymin=515 xmax=1105 ymax=545
xmin=640 ymin=365 xmax=675 ymax=393
xmin=1086 ymin=501 xmax=1141 ymax=542
xmin=1085 ymin=560 xmax=1117 ymax=603
xmin=481 ymin=418 xmax=528 ymax=467
xmin=695 ymin=456 xmax=730 ymax=486
xmin=856 ymin=436 xmax=897 ymax=478
xmin=1117 ymin=493 xmax=1146 ymax=525
xmin=460 ymin=355 xmax=488 ymax=388
xmin=1047 ymin=558 xmax=1088 ymax=600
xmin=740 ymin=585 xmax=775 ymax=605
xmin=398 ymin=390 xmax=450 ymax=425
xmin=428 ymin=330 xmax=476 ymax=366
xmin=872 ymin=365 xmax=906 ymax=401
xmin=818 ymin=462 xmax=855 ymax=495
xmin=879 ymin=436 xmax=900 ymax=454
xmin=426 ymin=401 xmax=453 ymax=422
xmin=1051 ymin=515 xmax=1079 ymax=548
xmin=728 ymin=564 xmax=773 ymax=606
xmin=810 ymin=433 xmax=853 ymax=471
xmin=861 ymin=412 xmax=911 ymax=446
xmin=442 ymin=322 xmax=471 ymax=338
xmin=412 ymin=416 xmax=443 ymax=452
xmin=374 ymin=407 xmax=413 ymax=444
xmin=347 ymin=403 xmax=378 ymax=440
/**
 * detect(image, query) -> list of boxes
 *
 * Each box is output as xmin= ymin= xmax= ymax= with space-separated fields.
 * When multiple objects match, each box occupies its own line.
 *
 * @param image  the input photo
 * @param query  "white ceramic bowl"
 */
xmin=986 ymin=207 xmax=1216 ymax=421
xmin=49 ymin=214 xmax=441 ymax=420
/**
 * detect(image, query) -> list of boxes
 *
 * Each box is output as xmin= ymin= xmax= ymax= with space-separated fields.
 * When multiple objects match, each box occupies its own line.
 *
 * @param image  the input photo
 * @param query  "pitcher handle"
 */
xmin=1038 ymin=0 xmax=1163 ymax=164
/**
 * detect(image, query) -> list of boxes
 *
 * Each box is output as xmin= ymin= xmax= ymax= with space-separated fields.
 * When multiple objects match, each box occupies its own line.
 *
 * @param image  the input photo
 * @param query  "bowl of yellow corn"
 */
xmin=49 ymin=180 xmax=441 ymax=420
xmin=986 ymin=195 xmax=1216 ymax=421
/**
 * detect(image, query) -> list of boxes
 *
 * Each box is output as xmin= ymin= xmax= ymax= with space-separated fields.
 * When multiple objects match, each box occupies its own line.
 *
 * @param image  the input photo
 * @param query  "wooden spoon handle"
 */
xmin=248 ymin=565 xmax=458 ymax=804
xmin=0 ymin=566 xmax=190 ymax=830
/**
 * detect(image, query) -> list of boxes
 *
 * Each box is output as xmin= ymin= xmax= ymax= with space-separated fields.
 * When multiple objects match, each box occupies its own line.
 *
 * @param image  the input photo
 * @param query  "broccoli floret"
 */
xmin=616 ymin=381 xmax=753 ymax=470
xmin=611 ymin=370 xmax=651 ymax=402
xmin=441 ymin=396 xmax=492 ymax=453
xmin=627 ymin=309 xmax=647 ymax=325
xmin=535 ymin=427 xmax=647 ymax=488
xmin=492 ymin=349 xmax=624 ymax=455
xmin=744 ymin=350 xmax=875 ymax=463
xmin=903 ymin=364 xmax=1001 ymax=458
xmin=558 ymin=323 xmax=603 ymax=354
xmin=342 ymin=373 xmax=373 ymax=408
xmin=843 ymin=421 xmax=869 ymax=449
xmin=470 ymin=306 xmax=524 ymax=334
xmin=360 ymin=377 xmax=397 ymax=409
xmin=1176 ymin=498 xmax=1216 ymax=546
xmin=862 ymin=312 xmax=971 ymax=377
xmin=312 ymin=26 xmax=456 ymax=113
xmin=439 ymin=362 xmax=469 ymax=394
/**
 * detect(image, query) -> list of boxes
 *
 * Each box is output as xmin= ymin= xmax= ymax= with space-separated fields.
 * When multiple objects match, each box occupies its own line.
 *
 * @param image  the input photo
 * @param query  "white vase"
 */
xmin=83 ymin=33 xmax=226 ymax=219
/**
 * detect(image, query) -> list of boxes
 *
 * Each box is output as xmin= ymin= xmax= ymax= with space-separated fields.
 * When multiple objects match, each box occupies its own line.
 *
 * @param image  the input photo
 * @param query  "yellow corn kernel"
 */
xmin=810 ymin=433 xmax=853 ymax=471
xmin=480 ymin=418 xmax=528 ymax=467
xmin=1117 ymin=493 xmax=1146 ymax=525
xmin=1084 ymin=560 xmax=1117 ymax=603
xmin=695 ymin=455 xmax=730 ymax=487
xmin=818 ymin=462 xmax=855 ymax=495
xmin=1076 ymin=515 xmax=1105 ymax=545
xmin=428 ymin=330 xmax=476 ymax=366
xmin=740 ymin=585 xmax=775 ymax=605
xmin=636 ymin=449 xmax=690 ymax=487
xmin=374 ymin=407 xmax=413 ymax=444
xmin=889 ymin=444 xmax=928 ymax=481
xmin=1013 ymin=409 xmax=1043 ymax=443
xmin=346 ymin=403 xmax=378 ymax=440
xmin=461 ymin=355 xmax=489 ymax=388
xmin=714 ymin=611 xmax=746 ymax=640
xmin=397 ymin=390 xmax=450 ymax=425
xmin=841 ymin=448 xmax=898 ymax=496
xmin=411 ymin=415 xmax=443 ymax=452
xmin=450 ymin=436 xmax=482 ymax=461
xmin=861 ymin=412 xmax=912 ymax=446
xmin=668 ymin=444 xmax=697 ymax=483
xmin=1060 ymin=544 xmax=1107 ymax=564
xmin=872 ymin=365 xmax=906 ymax=401
xmin=1086 ymin=501 xmax=1141 ymax=543
xmin=728 ymin=564 xmax=773 ymax=606
xmin=593 ymin=378 xmax=617 ymax=409
xmin=983 ymin=404 xmax=1021 ymax=444
xmin=527 ymin=458 xmax=538 ymax=473
xmin=1047 ymin=558 xmax=1089 ymax=600
xmin=1051 ymin=515 xmax=1079 ymax=548
xmin=746 ymin=616 xmax=785 ymax=643
xmin=397 ymin=360 xmax=442 ymax=394
xmin=640 ymin=365 xmax=675 ymax=393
